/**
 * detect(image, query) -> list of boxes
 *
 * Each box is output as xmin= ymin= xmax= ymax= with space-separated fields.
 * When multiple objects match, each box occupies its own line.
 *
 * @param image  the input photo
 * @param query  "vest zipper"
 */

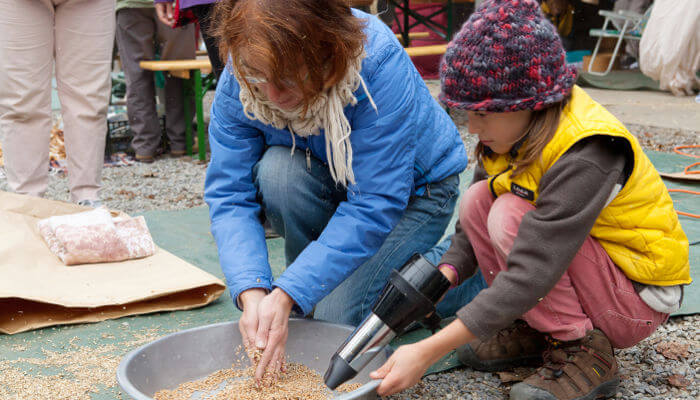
xmin=306 ymin=148 xmax=312 ymax=172
xmin=489 ymin=165 xmax=512 ymax=198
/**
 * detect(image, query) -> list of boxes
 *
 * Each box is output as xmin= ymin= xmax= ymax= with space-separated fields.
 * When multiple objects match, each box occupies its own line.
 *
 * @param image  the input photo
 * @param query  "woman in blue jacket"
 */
xmin=205 ymin=0 xmax=468 ymax=382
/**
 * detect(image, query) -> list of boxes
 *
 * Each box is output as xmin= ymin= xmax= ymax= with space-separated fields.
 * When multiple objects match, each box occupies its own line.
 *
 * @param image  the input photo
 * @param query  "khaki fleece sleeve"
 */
xmin=455 ymin=136 xmax=629 ymax=340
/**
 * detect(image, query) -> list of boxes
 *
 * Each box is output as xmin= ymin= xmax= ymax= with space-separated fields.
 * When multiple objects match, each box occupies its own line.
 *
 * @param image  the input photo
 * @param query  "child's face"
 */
xmin=466 ymin=110 xmax=533 ymax=154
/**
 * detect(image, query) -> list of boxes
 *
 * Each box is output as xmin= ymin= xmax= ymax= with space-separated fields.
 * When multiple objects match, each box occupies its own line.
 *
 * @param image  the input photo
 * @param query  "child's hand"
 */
xmin=370 ymin=319 xmax=478 ymax=396
xmin=370 ymin=342 xmax=434 ymax=396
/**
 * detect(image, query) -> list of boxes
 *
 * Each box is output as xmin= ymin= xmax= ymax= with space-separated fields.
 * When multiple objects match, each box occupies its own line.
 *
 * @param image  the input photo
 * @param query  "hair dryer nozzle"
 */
xmin=324 ymin=353 xmax=357 ymax=390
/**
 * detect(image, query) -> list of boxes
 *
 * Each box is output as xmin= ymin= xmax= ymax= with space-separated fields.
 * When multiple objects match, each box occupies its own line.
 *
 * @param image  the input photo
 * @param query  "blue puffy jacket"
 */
xmin=204 ymin=9 xmax=467 ymax=315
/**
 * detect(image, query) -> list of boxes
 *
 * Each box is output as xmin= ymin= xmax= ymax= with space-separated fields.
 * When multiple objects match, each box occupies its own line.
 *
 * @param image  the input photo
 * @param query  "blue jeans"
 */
xmin=254 ymin=146 xmax=464 ymax=326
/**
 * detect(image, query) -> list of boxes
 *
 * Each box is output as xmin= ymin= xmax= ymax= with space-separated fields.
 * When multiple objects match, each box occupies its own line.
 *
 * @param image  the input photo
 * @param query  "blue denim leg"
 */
xmin=314 ymin=176 xmax=461 ymax=326
xmin=423 ymin=235 xmax=488 ymax=318
xmin=254 ymin=146 xmax=462 ymax=327
xmin=254 ymin=146 xmax=346 ymax=265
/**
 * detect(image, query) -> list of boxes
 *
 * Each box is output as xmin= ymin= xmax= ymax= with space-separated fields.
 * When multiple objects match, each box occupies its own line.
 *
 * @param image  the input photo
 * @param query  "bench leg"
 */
xmin=194 ymin=69 xmax=206 ymax=162
xmin=446 ymin=0 xmax=454 ymax=41
xmin=183 ymin=78 xmax=194 ymax=157
xmin=401 ymin=0 xmax=410 ymax=47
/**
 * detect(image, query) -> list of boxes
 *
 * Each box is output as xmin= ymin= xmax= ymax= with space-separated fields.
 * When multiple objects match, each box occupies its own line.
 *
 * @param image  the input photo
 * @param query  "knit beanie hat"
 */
xmin=439 ymin=0 xmax=577 ymax=112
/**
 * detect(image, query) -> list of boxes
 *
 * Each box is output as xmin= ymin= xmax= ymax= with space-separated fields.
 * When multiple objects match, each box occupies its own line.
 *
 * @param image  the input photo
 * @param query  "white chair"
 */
xmin=587 ymin=6 xmax=652 ymax=76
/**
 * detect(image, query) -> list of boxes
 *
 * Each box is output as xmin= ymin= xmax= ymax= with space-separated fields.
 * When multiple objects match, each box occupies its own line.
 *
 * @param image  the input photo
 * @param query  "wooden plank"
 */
xmin=410 ymin=0 xmax=474 ymax=3
xmin=140 ymin=44 xmax=446 ymax=77
xmin=139 ymin=59 xmax=212 ymax=72
xmin=404 ymin=44 xmax=447 ymax=57
xmin=171 ymin=69 xmax=190 ymax=79
xmin=395 ymin=31 xmax=431 ymax=40
xmin=395 ymin=31 xmax=431 ymax=44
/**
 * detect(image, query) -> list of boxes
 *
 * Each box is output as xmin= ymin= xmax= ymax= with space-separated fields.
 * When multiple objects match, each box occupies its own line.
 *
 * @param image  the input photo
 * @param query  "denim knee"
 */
xmin=254 ymin=146 xmax=305 ymax=219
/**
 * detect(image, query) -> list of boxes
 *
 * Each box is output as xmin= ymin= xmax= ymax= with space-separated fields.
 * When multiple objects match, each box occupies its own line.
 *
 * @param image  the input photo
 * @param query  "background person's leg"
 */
xmin=116 ymin=8 xmax=160 ymax=159
xmin=0 ymin=0 xmax=54 ymax=198
xmin=157 ymin=16 xmax=195 ymax=155
xmin=54 ymin=0 xmax=114 ymax=202
xmin=189 ymin=4 xmax=224 ymax=79
xmin=314 ymin=176 xmax=461 ymax=326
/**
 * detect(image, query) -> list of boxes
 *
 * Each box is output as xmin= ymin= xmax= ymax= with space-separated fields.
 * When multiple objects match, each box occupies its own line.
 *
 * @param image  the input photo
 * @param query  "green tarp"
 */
xmin=0 ymin=151 xmax=696 ymax=394
xmin=577 ymin=70 xmax=661 ymax=91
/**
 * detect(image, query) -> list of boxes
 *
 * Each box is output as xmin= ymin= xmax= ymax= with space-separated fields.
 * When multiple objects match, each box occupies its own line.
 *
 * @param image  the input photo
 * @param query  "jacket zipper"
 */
xmin=489 ymin=165 xmax=512 ymax=198
xmin=306 ymin=148 xmax=312 ymax=172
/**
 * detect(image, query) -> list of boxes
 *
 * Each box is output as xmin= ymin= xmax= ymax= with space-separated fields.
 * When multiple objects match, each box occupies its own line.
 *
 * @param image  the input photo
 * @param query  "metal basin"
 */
xmin=117 ymin=319 xmax=387 ymax=399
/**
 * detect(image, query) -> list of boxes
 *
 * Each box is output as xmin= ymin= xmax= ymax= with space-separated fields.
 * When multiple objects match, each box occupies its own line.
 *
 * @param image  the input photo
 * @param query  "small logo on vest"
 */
xmin=511 ymin=183 xmax=535 ymax=201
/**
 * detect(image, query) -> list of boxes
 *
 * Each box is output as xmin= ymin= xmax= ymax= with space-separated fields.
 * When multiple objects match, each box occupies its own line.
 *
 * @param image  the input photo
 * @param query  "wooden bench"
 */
xmin=139 ymin=41 xmax=447 ymax=161
xmin=404 ymin=44 xmax=447 ymax=57
xmin=140 ymin=59 xmax=214 ymax=161
xmin=389 ymin=0 xmax=474 ymax=46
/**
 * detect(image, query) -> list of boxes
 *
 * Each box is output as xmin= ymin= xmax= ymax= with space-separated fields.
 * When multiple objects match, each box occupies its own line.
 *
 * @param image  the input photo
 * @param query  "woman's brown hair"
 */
xmin=211 ymin=0 xmax=366 ymax=109
xmin=476 ymin=99 xmax=569 ymax=177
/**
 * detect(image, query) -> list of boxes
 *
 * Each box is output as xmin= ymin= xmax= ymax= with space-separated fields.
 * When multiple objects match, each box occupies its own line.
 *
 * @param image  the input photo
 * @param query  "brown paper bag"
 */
xmin=0 ymin=191 xmax=226 ymax=334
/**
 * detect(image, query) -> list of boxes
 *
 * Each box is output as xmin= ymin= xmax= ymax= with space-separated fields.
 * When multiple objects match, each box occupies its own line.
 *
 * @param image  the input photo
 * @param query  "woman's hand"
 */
xmin=238 ymin=288 xmax=267 ymax=352
xmin=370 ymin=342 xmax=436 ymax=396
xmin=252 ymin=288 xmax=295 ymax=383
xmin=155 ymin=1 xmax=176 ymax=27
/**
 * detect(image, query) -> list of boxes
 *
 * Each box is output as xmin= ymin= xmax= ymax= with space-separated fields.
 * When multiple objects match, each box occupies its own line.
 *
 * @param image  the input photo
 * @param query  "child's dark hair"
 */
xmin=476 ymin=97 xmax=569 ymax=177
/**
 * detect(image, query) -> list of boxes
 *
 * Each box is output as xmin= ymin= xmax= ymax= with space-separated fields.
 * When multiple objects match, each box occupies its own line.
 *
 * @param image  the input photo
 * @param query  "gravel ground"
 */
xmin=2 ymin=112 xmax=694 ymax=216
xmin=0 ymin=88 xmax=697 ymax=399
xmin=391 ymin=314 xmax=699 ymax=400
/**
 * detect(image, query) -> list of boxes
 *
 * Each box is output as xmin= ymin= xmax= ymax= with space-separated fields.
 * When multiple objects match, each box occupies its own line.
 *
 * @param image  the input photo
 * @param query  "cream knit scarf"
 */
xmin=234 ymin=52 xmax=376 ymax=187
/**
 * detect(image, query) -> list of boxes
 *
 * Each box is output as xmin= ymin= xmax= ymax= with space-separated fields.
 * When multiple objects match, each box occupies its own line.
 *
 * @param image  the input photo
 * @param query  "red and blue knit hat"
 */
xmin=439 ymin=0 xmax=577 ymax=112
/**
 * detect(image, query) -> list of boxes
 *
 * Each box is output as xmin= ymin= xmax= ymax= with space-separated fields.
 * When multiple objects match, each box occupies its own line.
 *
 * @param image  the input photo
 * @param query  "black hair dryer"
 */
xmin=323 ymin=254 xmax=451 ymax=390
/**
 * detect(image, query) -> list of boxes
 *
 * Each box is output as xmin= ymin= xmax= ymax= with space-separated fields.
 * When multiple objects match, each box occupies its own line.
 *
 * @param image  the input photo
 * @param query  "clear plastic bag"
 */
xmin=38 ymin=207 xmax=155 ymax=265
xmin=639 ymin=0 xmax=700 ymax=96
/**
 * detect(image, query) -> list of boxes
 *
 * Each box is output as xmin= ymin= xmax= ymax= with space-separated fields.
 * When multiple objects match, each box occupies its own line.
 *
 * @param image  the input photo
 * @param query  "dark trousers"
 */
xmin=190 ymin=3 xmax=225 ymax=79
xmin=116 ymin=8 xmax=195 ymax=156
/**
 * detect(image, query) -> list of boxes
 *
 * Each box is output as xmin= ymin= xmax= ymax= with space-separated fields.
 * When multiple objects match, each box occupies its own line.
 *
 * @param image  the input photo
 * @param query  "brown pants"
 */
xmin=0 ymin=0 xmax=114 ymax=202
xmin=115 ymin=7 xmax=195 ymax=157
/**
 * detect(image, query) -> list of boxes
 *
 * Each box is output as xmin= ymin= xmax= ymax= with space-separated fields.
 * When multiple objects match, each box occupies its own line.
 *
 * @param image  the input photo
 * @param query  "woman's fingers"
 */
xmin=271 ymin=343 xmax=287 ymax=376
xmin=254 ymin=339 xmax=277 ymax=382
xmin=254 ymin=304 xmax=289 ymax=383
xmin=254 ymin=304 xmax=273 ymax=350
xmin=239 ymin=308 xmax=260 ymax=361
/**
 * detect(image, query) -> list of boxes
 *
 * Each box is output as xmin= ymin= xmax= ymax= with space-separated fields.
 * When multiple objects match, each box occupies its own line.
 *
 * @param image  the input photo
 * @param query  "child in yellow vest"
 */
xmin=370 ymin=1 xmax=691 ymax=399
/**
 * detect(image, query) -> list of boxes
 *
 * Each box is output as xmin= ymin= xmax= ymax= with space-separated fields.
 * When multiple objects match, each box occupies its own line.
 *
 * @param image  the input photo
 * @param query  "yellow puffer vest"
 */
xmin=482 ymin=86 xmax=690 ymax=286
